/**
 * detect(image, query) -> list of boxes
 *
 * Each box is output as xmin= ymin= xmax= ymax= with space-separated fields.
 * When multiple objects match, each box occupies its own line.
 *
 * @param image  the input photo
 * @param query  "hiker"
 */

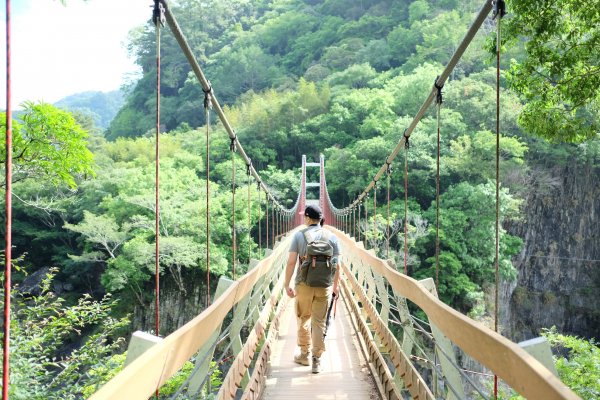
xmin=284 ymin=204 xmax=341 ymax=374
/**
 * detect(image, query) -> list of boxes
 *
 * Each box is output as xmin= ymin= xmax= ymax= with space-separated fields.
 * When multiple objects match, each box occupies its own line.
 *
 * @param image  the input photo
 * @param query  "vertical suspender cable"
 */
xmin=3 ymin=1 xmax=12 ymax=397
xmin=247 ymin=163 xmax=251 ymax=263
xmin=230 ymin=139 xmax=236 ymax=280
xmin=152 ymin=0 xmax=164 ymax=337
xmin=257 ymin=184 xmax=262 ymax=258
xmin=404 ymin=137 xmax=410 ymax=275
xmin=493 ymin=2 xmax=506 ymax=398
xmin=357 ymin=203 xmax=361 ymax=242
xmin=386 ymin=164 xmax=392 ymax=260
xmin=364 ymin=197 xmax=368 ymax=247
xmin=266 ymin=198 xmax=269 ymax=249
xmin=271 ymin=201 xmax=275 ymax=248
xmin=353 ymin=207 xmax=356 ymax=239
xmin=373 ymin=184 xmax=377 ymax=246
xmin=434 ymin=79 xmax=443 ymax=291
xmin=203 ymin=86 xmax=212 ymax=308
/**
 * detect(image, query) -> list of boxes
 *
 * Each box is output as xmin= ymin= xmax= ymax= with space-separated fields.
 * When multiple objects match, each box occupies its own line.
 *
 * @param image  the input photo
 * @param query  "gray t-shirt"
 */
xmin=289 ymin=224 xmax=340 ymax=260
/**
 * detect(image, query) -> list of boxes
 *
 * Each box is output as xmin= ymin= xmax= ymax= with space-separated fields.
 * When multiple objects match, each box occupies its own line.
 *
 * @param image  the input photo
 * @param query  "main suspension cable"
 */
xmin=160 ymin=1 xmax=294 ymax=217
xmin=338 ymin=0 xmax=493 ymax=213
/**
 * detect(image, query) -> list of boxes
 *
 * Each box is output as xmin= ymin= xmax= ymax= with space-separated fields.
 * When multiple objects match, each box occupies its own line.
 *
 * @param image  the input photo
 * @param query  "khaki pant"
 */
xmin=294 ymin=283 xmax=333 ymax=357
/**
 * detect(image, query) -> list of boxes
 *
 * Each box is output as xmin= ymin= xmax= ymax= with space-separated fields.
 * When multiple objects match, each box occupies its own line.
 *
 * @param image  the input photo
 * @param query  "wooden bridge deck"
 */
xmin=262 ymin=294 xmax=380 ymax=399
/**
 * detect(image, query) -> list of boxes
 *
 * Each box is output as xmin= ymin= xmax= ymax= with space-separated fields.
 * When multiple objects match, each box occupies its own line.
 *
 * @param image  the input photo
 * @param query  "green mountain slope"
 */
xmin=55 ymin=90 xmax=124 ymax=129
xmin=106 ymin=0 xmax=483 ymax=140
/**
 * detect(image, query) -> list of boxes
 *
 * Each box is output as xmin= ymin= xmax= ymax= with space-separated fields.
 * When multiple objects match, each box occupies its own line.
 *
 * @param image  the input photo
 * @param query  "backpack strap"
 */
xmin=299 ymin=228 xmax=316 ymax=264
xmin=319 ymin=230 xmax=332 ymax=267
xmin=299 ymin=228 xmax=323 ymax=264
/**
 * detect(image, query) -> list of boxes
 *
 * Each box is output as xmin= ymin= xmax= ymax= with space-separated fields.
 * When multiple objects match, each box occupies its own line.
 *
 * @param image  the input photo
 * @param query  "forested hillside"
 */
xmin=1 ymin=0 xmax=599 ymax=398
xmin=55 ymin=90 xmax=124 ymax=129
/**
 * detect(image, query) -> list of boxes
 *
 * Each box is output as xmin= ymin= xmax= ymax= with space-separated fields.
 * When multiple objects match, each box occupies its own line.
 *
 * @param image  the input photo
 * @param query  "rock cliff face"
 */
xmin=132 ymin=269 xmax=213 ymax=335
xmin=508 ymin=161 xmax=600 ymax=341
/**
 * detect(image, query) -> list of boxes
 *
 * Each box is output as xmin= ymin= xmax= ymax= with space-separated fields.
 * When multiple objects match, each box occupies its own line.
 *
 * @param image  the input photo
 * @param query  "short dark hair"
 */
xmin=304 ymin=204 xmax=322 ymax=220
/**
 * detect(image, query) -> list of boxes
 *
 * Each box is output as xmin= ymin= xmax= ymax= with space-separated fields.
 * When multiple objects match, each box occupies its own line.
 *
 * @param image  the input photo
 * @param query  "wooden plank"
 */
xmin=262 ymin=296 xmax=380 ymax=399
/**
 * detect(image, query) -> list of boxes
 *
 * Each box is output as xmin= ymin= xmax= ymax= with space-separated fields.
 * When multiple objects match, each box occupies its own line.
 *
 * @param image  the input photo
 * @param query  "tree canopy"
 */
xmin=504 ymin=0 xmax=600 ymax=142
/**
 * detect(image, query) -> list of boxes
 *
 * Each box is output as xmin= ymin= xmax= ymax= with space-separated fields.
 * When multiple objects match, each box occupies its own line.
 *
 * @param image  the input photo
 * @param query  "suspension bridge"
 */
xmin=1 ymin=0 xmax=583 ymax=399
xmin=87 ymin=155 xmax=577 ymax=400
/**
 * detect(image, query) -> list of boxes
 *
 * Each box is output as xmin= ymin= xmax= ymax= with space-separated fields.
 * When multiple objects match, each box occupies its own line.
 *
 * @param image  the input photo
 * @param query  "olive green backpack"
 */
xmin=296 ymin=228 xmax=335 ymax=287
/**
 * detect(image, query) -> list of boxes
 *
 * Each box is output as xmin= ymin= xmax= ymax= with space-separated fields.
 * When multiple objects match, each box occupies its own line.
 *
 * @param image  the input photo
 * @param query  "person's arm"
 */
xmin=332 ymin=260 xmax=341 ymax=297
xmin=331 ymin=236 xmax=341 ymax=297
xmin=284 ymin=251 xmax=298 ymax=298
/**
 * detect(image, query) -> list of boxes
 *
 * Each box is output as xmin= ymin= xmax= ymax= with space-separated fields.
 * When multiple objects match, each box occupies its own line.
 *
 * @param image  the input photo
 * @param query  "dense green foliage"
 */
xmin=1 ymin=102 xmax=95 ymax=189
xmin=108 ymin=0 xmax=490 ymax=141
xmin=504 ymin=0 xmax=600 ymax=142
xmin=0 ymin=269 xmax=128 ymax=399
xmin=543 ymin=328 xmax=600 ymax=400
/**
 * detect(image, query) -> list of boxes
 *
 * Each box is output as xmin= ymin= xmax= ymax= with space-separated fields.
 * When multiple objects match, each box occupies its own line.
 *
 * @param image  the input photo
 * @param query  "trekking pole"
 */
xmin=323 ymin=293 xmax=336 ymax=339
xmin=333 ymin=292 xmax=339 ymax=318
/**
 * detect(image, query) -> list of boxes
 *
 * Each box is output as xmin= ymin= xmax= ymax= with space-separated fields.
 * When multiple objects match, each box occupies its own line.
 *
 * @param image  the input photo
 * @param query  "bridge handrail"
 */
xmin=330 ymin=226 xmax=579 ymax=400
xmin=90 ymin=233 xmax=293 ymax=400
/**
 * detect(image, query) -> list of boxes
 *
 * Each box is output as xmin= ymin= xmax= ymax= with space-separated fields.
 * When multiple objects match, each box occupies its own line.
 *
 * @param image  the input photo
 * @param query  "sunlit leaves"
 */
xmin=543 ymin=327 xmax=600 ymax=400
xmin=3 ymin=269 xmax=128 ymax=399
xmin=0 ymin=102 xmax=95 ymax=189
xmin=504 ymin=0 xmax=600 ymax=142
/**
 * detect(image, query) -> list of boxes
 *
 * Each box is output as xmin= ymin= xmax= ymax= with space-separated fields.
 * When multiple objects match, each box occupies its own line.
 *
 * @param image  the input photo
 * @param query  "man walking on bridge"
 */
xmin=284 ymin=204 xmax=341 ymax=374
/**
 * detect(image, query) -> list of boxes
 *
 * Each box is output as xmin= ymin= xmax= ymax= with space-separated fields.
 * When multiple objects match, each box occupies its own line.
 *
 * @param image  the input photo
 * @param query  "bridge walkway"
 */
xmin=263 ymin=292 xmax=379 ymax=399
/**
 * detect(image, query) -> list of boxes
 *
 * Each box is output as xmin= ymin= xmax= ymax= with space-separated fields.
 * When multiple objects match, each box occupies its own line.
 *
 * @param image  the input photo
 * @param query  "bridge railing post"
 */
xmin=419 ymin=277 xmax=466 ymax=400
xmin=217 ymin=236 xmax=290 ymax=399
xmin=342 ymin=243 xmax=434 ymax=400
xmin=187 ymin=276 xmax=235 ymax=396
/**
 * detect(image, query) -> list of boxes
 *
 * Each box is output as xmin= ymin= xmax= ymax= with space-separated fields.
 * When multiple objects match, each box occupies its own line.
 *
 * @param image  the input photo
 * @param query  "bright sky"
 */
xmin=1 ymin=0 xmax=152 ymax=109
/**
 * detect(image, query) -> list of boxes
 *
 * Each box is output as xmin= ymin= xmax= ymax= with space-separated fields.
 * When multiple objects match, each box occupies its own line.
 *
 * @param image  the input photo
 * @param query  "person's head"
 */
xmin=303 ymin=204 xmax=322 ymax=226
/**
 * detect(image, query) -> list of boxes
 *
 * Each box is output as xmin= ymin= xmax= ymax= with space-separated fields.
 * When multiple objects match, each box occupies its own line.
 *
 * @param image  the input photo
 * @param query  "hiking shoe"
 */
xmin=311 ymin=356 xmax=321 ymax=374
xmin=294 ymin=351 xmax=310 ymax=366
